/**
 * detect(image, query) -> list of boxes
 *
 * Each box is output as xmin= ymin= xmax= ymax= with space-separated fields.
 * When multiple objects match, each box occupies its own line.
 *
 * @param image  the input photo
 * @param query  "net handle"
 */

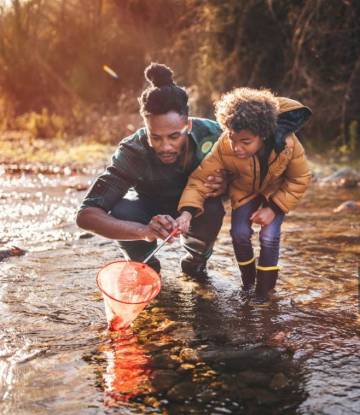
xmin=143 ymin=228 xmax=178 ymax=264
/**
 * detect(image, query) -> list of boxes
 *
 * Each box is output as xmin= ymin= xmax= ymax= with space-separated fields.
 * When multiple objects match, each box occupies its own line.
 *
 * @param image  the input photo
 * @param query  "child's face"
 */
xmin=228 ymin=129 xmax=264 ymax=159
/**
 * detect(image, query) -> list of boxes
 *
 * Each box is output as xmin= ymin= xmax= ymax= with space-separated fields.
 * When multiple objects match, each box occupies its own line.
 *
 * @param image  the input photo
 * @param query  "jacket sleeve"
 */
xmin=271 ymin=135 xmax=312 ymax=213
xmin=178 ymin=140 xmax=225 ymax=216
xmin=79 ymin=146 xmax=137 ymax=212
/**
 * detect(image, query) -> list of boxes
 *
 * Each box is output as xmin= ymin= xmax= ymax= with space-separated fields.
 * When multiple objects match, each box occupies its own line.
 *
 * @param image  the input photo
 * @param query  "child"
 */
xmin=176 ymin=88 xmax=312 ymax=300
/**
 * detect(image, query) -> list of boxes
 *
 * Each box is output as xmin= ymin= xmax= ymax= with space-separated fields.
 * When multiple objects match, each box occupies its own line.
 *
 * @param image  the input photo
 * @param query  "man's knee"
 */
xmin=189 ymin=197 xmax=224 ymax=240
xmin=203 ymin=197 xmax=225 ymax=219
xmin=110 ymin=198 xmax=149 ymax=223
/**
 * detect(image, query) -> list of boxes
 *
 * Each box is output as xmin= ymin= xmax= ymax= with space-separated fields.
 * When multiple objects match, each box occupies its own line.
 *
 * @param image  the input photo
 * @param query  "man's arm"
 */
xmin=76 ymin=143 xmax=162 ymax=241
xmin=76 ymin=207 xmax=153 ymax=241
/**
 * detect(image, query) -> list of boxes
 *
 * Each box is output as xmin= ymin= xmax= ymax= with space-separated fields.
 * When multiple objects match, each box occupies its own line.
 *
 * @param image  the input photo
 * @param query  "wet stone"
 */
xmin=167 ymin=381 xmax=199 ymax=402
xmin=78 ymin=232 xmax=94 ymax=239
xmin=252 ymin=387 xmax=280 ymax=405
xmin=270 ymin=372 xmax=289 ymax=390
xmin=0 ymin=246 xmax=26 ymax=261
xmin=196 ymin=388 xmax=219 ymax=403
xmin=200 ymin=346 xmax=283 ymax=371
xmin=238 ymin=387 xmax=257 ymax=400
xmin=333 ymin=200 xmax=360 ymax=213
xmin=236 ymin=370 xmax=271 ymax=387
xmin=145 ymin=341 xmax=171 ymax=353
xmin=151 ymin=353 xmax=179 ymax=369
xmin=151 ymin=369 xmax=183 ymax=392
xmin=177 ymin=363 xmax=196 ymax=373
xmin=179 ymin=347 xmax=200 ymax=363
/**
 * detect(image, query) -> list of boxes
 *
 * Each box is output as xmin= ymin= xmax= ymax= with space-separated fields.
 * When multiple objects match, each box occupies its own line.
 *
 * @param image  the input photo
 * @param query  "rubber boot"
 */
xmin=180 ymin=252 xmax=208 ymax=281
xmin=146 ymin=257 xmax=161 ymax=274
xmin=238 ymin=259 xmax=256 ymax=292
xmin=255 ymin=267 xmax=279 ymax=301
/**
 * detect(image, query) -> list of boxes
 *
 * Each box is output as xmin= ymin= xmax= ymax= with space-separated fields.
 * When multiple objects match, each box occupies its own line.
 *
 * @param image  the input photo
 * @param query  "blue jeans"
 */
xmin=110 ymin=192 xmax=225 ymax=263
xmin=230 ymin=196 xmax=284 ymax=267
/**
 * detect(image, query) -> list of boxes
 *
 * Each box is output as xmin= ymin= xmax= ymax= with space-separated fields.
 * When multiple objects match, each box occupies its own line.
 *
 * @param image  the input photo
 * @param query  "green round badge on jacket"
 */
xmin=201 ymin=141 xmax=213 ymax=154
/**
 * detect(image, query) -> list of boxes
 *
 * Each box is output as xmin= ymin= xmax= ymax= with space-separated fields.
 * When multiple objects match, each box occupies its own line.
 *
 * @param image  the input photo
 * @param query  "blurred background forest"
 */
xmin=1 ymin=0 xmax=360 ymax=164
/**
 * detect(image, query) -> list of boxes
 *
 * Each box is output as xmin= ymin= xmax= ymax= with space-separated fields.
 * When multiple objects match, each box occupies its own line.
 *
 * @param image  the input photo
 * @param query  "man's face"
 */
xmin=145 ymin=111 xmax=190 ymax=164
xmin=228 ymin=129 xmax=264 ymax=159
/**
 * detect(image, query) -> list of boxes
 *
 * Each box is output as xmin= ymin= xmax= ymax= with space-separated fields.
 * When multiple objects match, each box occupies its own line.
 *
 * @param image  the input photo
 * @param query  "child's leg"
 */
xmin=231 ymin=197 xmax=262 ymax=290
xmin=258 ymin=213 xmax=285 ymax=267
xmin=256 ymin=212 xmax=285 ymax=298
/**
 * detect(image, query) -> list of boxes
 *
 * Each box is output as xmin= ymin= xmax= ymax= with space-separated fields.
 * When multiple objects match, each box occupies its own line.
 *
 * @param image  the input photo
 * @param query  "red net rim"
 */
xmin=96 ymin=259 xmax=161 ymax=305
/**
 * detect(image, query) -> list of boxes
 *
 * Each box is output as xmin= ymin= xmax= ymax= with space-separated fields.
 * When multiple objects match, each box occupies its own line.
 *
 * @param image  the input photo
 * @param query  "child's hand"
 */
xmin=250 ymin=207 xmax=275 ymax=226
xmin=176 ymin=211 xmax=192 ymax=234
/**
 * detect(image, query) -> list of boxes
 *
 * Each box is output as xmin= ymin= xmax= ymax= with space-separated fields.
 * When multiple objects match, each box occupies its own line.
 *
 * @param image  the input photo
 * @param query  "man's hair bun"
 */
xmin=145 ymin=62 xmax=174 ymax=88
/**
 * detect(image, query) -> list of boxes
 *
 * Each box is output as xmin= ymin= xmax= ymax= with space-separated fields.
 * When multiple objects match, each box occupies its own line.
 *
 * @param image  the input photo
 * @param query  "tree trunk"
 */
xmin=342 ymin=55 xmax=360 ymax=147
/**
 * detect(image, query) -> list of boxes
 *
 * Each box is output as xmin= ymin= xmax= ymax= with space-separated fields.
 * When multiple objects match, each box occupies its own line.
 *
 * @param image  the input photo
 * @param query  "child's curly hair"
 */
xmin=214 ymin=87 xmax=279 ymax=139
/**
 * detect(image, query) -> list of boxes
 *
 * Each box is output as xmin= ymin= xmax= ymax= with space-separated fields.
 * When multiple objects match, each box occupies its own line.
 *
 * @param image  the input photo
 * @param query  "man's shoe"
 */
xmin=145 ymin=257 xmax=161 ymax=274
xmin=180 ymin=254 xmax=208 ymax=280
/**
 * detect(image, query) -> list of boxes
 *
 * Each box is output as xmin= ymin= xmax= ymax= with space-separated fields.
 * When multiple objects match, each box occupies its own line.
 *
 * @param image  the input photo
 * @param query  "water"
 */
xmin=0 ymin=172 xmax=359 ymax=414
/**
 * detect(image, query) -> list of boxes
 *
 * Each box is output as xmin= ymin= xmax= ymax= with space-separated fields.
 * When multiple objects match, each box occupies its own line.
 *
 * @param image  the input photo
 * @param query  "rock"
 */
xmin=179 ymin=348 xmax=200 ymax=363
xmin=78 ymin=232 xmax=95 ymax=239
xmin=151 ymin=353 xmax=178 ymax=369
xmin=321 ymin=167 xmax=360 ymax=187
xmin=270 ymin=372 xmax=289 ymax=390
xmin=157 ymin=319 xmax=177 ymax=333
xmin=177 ymin=363 xmax=196 ymax=373
xmin=151 ymin=369 xmax=182 ymax=392
xmin=167 ymin=381 xmax=198 ymax=402
xmin=333 ymin=200 xmax=360 ymax=213
xmin=253 ymin=387 xmax=279 ymax=405
xmin=171 ymin=325 xmax=196 ymax=343
xmin=0 ymin=246 xmax=26 ymax=262
xmin=199 ymin=346 xmax=282 ymax=371
xmin=196 ymin=388 xmax=219 ymax=403
xmin=237 ymin=370 xmax=271 ymax=386
xmin=238 ymin=387 xmax=257 ymax=400
xmin=145 ymin=340 xmax=171 ymax=353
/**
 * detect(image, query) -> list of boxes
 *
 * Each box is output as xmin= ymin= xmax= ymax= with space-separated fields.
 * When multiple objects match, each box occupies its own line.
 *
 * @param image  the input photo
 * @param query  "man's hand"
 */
xmin=175 ymin=211 xmax=192 ymax=234
xmin=204 ymin=169 xmax=228 ymax=197
xmin=250 ymin=207 xmax=275 ymax=226
xmin=144 ymin=214 xmax=178 ymax=241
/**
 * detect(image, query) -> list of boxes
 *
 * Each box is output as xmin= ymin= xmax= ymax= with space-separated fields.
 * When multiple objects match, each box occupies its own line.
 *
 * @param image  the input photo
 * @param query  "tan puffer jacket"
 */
xmin=178 ymin=97 xmax=312 ymax=215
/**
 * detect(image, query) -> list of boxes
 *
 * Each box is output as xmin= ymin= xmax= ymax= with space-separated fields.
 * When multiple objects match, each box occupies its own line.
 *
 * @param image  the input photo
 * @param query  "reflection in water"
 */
xmin=0 ymin=173 xmax=359 ymax=414
xmin=101 ymin=330 xmax=152 ymax=406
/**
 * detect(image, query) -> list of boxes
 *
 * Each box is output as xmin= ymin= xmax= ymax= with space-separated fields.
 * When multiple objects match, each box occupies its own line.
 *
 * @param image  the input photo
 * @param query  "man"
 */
xmin=76 ymin=63 xmax=226 ymax=276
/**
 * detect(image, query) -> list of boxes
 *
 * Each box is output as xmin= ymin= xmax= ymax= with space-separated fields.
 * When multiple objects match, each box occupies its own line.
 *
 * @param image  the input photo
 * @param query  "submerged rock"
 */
xmin=199 ymin=346 xmax=284 ymax=371
xmin=237 ymin=370 xmax=271 ymax=387
xmin=333 ymin=200 xmax=360 ymax=213
xmin=151 ymin=369 xmax=182 ymax=392
xmin=151 ymin=353 xmax=179 ymax=370
xmin=0 ymin=246 xmax=26 ymax=262
xmin=78 ymin=232 xmax=95 ymax=239
xmin=270 ymin=372 xmax=289 ymax=390
xmin=167 ymin=381 xmax=198 ymax=402
xmin=321 ymin=167 xmax=360 ymax=188
xmin=179 ymin=348 xmax=200 ymax=363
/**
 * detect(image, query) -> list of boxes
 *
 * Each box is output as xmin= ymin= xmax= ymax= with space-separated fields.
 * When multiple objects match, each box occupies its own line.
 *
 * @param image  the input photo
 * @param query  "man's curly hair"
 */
xmin=214 ymin=87 xmax=279 ymax=139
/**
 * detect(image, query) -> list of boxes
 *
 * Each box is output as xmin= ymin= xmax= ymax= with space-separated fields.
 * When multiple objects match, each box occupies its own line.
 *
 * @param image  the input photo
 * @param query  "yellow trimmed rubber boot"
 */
xmin=238 ymin=258 xmax=256 ymax=292
xmin=255 ymin=267 xmax=279 ymax=301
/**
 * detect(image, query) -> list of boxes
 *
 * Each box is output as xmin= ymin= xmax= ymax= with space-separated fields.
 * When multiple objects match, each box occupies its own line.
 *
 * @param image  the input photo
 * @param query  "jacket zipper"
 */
xmin=252 ymin=155 xmax=257 ymax=192
xmin=268 ymin=153 xmax=280 ymax=168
